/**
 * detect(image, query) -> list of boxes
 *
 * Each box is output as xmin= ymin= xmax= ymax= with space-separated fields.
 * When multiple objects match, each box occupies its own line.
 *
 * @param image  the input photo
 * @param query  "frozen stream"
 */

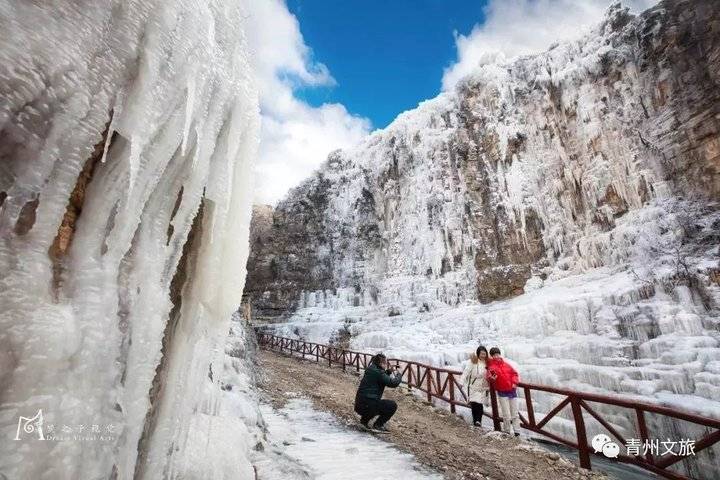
xmin=254 ymin=398 xmax=443 ymax=480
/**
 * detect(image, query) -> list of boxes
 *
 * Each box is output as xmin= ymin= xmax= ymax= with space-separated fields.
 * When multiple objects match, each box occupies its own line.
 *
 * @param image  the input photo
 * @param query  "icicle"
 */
xmin=181 ymin=73 xmax=196 ymax=157
xmin=101 ymin=93 xmax=124 ymax=164
xmin=127 ymin=135 xmax=140 ymax=203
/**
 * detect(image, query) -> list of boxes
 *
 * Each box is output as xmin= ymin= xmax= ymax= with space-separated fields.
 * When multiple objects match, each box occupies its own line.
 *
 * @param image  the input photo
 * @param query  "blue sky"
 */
xmin=287 ymin=0 xmax=487 ymax=129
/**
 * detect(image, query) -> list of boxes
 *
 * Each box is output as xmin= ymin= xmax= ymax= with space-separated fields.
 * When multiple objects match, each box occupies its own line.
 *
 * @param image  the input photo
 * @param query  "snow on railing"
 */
xmin=256 ymin=332 xmax=720 ymax=480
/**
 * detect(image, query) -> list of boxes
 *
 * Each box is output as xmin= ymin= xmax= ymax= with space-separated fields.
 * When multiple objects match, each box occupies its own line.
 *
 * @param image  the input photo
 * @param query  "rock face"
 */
xmin=245 ymin=202 xmax=335 ymax=321
xmin=247 ymin=2 xmax=720 ymax=477
xmin=247 ymin=0 xmax=720 ymax=315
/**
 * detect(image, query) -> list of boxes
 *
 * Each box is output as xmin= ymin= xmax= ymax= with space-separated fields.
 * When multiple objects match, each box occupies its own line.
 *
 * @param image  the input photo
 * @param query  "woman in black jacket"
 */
xmin=354 ymin=353 xmax=403 ymax=433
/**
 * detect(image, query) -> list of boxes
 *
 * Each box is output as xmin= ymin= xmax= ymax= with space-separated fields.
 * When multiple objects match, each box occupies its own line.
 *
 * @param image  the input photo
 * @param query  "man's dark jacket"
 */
xmin=356 ymin=363 xmax=402 ymax=401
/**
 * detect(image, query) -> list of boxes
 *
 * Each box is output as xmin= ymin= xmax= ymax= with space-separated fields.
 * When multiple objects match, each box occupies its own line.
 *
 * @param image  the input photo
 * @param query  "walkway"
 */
xmin=254 ymin=397 xmax=442 ymax=479
xmin=257 ymin=349 xmax=607 ymax=480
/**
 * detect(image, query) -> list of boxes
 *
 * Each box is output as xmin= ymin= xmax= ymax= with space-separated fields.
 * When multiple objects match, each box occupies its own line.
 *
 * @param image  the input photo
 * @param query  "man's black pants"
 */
xmin=354 ymin=396 xmax=397 ymax=427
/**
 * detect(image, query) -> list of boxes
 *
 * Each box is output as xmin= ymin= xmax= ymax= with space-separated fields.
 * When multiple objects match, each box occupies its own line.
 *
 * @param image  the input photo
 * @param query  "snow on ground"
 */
xmin=254 ymin=398 xmax=442 ymax=480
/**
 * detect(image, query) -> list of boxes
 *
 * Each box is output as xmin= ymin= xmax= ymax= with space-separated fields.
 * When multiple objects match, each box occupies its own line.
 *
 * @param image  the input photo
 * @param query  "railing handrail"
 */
xmin=256 ymin=332 xmax=720 ymax=480
xmin=367 ymin=353 xmax=720 ymax=428
xmin=256 ymin=332 xmax=720 ymax=425
xmin=516 ymin=381 xmax=720 ymax=428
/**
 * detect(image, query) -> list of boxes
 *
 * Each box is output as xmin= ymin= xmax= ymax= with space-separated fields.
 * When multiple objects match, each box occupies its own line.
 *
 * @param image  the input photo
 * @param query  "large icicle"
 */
xmin=0 ymin=1 xmax=259 ymax=479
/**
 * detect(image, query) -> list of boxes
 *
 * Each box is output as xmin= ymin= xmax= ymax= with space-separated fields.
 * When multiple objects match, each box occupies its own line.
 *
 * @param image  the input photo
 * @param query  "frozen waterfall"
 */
xmin=0 ymin=1 xmax=259 ymax=479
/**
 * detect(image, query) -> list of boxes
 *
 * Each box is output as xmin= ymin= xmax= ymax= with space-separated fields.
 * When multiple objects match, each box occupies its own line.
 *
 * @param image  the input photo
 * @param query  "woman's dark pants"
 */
xmin=354 ymin=397 xmax=398 ymax=427
xmin=470 ymin=401 xmax=484 ymax=425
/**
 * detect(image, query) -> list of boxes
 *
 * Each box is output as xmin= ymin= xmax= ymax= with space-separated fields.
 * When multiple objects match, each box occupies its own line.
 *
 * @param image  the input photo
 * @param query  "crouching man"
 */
xmin=354 ymin=353 xmax=402 ymax=433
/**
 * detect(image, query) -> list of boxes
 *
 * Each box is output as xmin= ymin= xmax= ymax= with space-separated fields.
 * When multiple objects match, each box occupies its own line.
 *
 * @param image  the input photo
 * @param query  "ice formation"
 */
xmin=246 ymin=1 xmax=720 ymax=478
xmin=0 ymin=1 xmax=259 ymax=479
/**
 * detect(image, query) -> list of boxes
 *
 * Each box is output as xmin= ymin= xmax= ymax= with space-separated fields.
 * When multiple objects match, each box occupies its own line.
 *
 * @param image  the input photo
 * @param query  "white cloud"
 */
xmin=242 ymin=0 xmax=371 ymax=205
xmin=442 ymin=0 xmax=660 ymax=90
xmin=257 ymin=102 xmax=370 ymax=205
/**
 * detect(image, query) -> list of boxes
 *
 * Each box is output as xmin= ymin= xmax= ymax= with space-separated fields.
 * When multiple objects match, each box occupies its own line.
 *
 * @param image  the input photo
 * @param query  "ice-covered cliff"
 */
xmin=0 ymin=1 xmax=260 ymax=479
xmin=247 ymin=1 xmax=720 ymax=477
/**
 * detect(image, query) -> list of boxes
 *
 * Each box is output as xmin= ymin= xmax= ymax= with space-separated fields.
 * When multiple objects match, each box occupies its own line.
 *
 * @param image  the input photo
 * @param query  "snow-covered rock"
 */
xmin=0 ymin=1 xmax=259 ymax=479
xmin=247 ymin=1 xmax=720 ymax=478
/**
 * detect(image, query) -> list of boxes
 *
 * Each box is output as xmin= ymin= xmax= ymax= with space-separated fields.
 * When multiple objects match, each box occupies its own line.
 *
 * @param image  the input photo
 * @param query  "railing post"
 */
xmin=489 ymin=387 xmax=501 ymax=431
xmin=571 ymin=396 xmax=592 ymax=470
xmin=342 ymin=350 xmax=346 ymax=371
xmin=426 ymin=368 xmax=432 ymax=402
xmin=449 ymin=373 xmax=456 ymax=414
xmin=328 ymin=347 xmax=332 ymax=367
xmin=636 ymin=409 xmax=653 ymax=465
xmin=524 ymin=386 xmax=535 ymax=427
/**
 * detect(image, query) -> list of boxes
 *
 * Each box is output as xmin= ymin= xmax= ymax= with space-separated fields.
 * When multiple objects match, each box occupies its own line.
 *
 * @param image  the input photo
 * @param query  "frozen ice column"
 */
xmin=0 ymin=1 xmax=259 ymax=479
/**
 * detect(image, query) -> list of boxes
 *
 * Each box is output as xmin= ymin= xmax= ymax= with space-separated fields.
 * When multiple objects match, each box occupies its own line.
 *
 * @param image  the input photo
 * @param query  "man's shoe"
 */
xmin=372 ymin=424 xmax=390 ymax=434
xmin=359 ymin=421 xmax=372 ymax=432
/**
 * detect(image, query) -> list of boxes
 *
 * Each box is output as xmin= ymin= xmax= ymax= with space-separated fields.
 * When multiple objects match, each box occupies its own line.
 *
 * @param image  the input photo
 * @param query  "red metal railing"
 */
xmin=257 ymin=332 xmax=720 ymax=480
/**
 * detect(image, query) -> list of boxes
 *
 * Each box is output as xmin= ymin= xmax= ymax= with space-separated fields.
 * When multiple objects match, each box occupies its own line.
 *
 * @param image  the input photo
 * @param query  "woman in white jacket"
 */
xmin=460 ymin=346 xmax=490 ymax=427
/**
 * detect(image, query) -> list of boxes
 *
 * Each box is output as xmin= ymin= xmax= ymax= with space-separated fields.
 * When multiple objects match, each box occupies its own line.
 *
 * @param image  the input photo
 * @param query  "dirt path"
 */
xmin=256 ymin=349 xmax=609 ymax=480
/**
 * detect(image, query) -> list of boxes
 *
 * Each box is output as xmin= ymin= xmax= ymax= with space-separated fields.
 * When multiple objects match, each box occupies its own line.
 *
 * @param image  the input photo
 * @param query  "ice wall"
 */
xmin=0 ymin=1 xmax=258 ymax=479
